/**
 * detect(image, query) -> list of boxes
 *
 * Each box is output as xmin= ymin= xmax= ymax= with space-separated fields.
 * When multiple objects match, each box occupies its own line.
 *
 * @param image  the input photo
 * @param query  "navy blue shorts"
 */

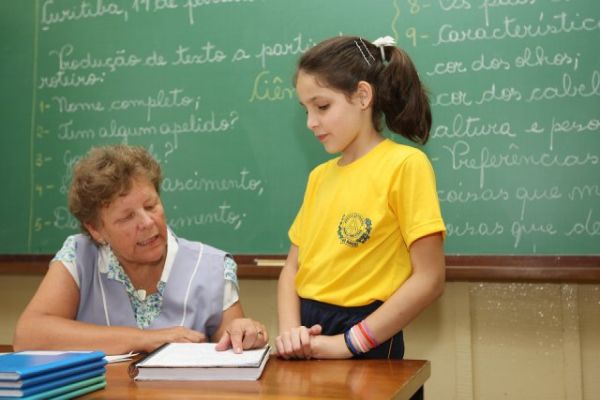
xmin=300 ymin=297 xmax=405 ymax=359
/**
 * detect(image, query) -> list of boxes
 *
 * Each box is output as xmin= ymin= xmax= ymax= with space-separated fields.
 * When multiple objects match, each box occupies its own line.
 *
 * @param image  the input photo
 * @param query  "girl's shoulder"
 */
xmin=307 ymin=156 xmax=339 ymax=178
xmin=373 ymin=140 xmax=432 ymax=169
xmin=382 ymin=139 xmax=425 ymax=157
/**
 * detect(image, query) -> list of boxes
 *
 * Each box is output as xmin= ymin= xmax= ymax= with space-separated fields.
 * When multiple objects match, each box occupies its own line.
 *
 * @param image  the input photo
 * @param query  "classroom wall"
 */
xmin=1 ymin=276 xmax=598 ymax=400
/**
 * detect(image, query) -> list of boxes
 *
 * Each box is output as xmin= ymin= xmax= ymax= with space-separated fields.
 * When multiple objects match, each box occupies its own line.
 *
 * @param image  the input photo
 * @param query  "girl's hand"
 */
xmin=215 ymin=318 xmax=269 ymax=353
xmin=310 ymin=334 xmax=353 ymax=359
xmin=275 ymin=324 xmax=322 ymax=359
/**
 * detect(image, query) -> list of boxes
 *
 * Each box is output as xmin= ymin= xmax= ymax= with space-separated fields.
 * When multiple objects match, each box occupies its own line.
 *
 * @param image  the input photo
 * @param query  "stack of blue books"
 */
xmin=0 ymin=351 xmax=106 ymax=399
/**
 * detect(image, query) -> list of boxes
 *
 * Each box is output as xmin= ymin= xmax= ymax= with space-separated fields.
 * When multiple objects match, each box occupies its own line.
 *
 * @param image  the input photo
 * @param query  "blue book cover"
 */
xmin=0 ymin=367 xmax=105 ymax=397
xmin=0 ymin=375 xmax=106 ymax=400
xmin=0 ymin=351 xmax=105 ymax=381
xmin=0 ymin=359 xmax=106 ymax=389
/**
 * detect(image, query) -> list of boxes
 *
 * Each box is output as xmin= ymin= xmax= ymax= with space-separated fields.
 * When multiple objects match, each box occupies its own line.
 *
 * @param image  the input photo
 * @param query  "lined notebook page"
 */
xmin=139 ymin=344 xmax=268 ymax=368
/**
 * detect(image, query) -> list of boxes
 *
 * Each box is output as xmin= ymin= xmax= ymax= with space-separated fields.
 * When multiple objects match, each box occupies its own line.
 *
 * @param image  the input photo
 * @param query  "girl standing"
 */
xmin=276 ymin=36 xmax=446 ymax=360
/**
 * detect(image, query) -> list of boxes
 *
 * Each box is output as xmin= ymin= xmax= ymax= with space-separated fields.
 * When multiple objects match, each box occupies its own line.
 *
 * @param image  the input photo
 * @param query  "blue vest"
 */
xmin=73 ymin=234 xmax=225 ymax=338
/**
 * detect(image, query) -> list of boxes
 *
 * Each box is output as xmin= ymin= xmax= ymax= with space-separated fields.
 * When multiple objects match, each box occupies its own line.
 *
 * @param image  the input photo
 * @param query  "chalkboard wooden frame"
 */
xmin=1 ymin=255 xmax=599 ymax=283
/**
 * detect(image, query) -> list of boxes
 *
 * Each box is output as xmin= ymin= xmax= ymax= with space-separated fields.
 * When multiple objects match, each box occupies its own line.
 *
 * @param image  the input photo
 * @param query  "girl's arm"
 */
xmin=310 ymin=233 xmax=445 ymax=358
xmin=276 ymin=245 xmax=322 ymax=359
xmin=277 ymin=245 xmax=301 ymax=331
xmin=13 ymin=261 xmax=207 ymax=354
xmin=363 ymin=232 xmax=445 ymax=340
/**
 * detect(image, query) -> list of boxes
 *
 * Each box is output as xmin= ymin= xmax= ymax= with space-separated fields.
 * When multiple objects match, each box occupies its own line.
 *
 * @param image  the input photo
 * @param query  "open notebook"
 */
xmin=132 ymin=343 xmax=270 ymax=381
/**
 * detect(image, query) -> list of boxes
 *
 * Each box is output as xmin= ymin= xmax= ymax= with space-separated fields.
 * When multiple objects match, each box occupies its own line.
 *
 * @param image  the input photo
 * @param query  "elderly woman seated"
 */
xmin=14 ymin=144 xmax=268 ymax=354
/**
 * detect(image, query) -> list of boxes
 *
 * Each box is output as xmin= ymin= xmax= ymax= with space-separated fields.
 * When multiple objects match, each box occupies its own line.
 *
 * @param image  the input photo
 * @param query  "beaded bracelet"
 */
xmin=345 ymin=321 xmax=379 ymax=355
xmin=357 ymin=321 xmax=379 ymax=348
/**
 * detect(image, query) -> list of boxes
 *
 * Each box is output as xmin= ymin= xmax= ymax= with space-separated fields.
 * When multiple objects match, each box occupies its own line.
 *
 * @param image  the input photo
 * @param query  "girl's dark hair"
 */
xmin=294 ymin=36 xmax=431 ymax=144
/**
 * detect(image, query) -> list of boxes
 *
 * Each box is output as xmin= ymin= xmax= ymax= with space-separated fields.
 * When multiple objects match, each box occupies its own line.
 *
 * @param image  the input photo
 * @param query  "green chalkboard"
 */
xmin=1 ymin=0 xmax=599 ymax=255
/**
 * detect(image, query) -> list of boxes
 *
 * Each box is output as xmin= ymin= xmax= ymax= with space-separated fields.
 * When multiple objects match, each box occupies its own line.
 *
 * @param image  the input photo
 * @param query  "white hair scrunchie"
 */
xmin=372 ymin=36 xmax=396 ymax=63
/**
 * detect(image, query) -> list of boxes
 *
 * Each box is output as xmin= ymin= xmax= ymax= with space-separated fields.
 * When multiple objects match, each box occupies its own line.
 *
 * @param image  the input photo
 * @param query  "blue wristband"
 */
xmin=344 ymin=329 xmax=361 ymax=356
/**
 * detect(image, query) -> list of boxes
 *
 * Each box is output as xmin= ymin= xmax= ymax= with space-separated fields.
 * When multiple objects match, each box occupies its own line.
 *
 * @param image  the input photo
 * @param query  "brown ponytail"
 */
xmin=295 ymin=36 xmax=431 ymax=144
xmin=378 ymin=46 xmax=431 ymax=144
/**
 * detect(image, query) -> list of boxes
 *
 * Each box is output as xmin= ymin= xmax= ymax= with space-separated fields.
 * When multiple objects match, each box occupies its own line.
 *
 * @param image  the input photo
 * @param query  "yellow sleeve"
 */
xmin=288 ymin=167 xmax=317 ymax=247
xmin=288 ymin=202 xmax=304 ymax=247
xmin=391 ymin=151 xmax=446 ymax=248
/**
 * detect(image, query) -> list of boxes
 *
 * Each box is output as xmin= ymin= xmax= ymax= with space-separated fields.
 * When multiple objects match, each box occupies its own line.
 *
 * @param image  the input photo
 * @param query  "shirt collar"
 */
xmin=161 ymin=228 xmax=178 ymax=283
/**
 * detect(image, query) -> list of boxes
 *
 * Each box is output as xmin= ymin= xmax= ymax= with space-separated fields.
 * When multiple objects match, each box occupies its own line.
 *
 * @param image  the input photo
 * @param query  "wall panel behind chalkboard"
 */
xmin=1 ymin=0 xmax=598 ymax=255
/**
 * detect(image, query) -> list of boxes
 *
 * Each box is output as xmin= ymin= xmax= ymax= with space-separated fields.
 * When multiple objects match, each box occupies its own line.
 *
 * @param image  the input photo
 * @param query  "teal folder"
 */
xmin=0 ymin=367 xmax=105 ymax=397
xmin=50 ymin=380 xmax=106 ymax=400
xmin=0 ymin=375 xmax=106 ymax=400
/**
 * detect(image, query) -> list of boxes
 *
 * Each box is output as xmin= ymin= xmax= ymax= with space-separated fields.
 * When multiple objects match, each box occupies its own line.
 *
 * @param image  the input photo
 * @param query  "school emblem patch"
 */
xmin=337 ymin=212 xmax=372 ymax=247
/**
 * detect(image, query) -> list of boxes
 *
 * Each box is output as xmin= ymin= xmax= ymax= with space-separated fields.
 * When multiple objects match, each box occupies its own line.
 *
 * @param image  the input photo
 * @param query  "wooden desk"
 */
xmin=105 ymin=356 xmax=429 ymax=400
xmin=0 ymin=346 xmax=429 ymax=399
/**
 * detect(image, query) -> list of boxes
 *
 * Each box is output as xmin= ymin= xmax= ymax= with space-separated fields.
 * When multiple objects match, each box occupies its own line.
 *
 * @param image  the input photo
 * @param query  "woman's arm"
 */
xmin=13 ymin=261 xmax=206 ymax=355
xmin=310 ymin=233 xmax=446 ymax=358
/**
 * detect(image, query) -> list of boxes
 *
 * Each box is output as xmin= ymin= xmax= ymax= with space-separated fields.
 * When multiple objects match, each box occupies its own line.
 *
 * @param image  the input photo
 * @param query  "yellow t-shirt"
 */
xmin=289 ymin=139 xmax=445 ymax=307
